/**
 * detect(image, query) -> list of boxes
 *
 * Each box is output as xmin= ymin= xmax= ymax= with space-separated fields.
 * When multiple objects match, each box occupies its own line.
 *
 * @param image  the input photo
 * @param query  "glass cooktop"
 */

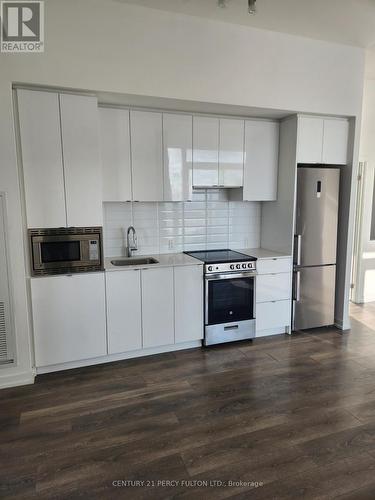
xmin=184 ymin=249 xmax=257 ymax=264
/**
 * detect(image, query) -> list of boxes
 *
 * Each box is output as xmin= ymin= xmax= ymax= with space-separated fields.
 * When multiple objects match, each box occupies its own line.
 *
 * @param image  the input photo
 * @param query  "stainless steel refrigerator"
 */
xmin=292 ymin=166 xmax=340 ymax=330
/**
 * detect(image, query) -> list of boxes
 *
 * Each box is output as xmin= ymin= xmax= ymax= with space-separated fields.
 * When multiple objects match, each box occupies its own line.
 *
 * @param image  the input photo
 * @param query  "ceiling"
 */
xmin=116 ymin=0 xmax=375 ymax=48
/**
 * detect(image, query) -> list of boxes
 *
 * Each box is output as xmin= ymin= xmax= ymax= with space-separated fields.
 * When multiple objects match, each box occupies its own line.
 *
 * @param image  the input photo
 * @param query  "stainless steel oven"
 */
xmin=29 ymin=227 xmax=103 ymax=276
xmin=205 ymin=270 xmax=256 ymax=346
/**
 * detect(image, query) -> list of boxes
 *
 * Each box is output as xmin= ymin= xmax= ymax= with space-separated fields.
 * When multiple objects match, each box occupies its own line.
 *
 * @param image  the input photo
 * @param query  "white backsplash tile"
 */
xmin=103 ymin=191 xmax=261 ymax=257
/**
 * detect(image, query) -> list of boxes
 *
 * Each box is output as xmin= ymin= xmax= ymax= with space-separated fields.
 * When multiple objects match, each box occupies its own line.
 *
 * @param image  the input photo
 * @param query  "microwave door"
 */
xmin=34 ymin=239 xmax=81 ymax=271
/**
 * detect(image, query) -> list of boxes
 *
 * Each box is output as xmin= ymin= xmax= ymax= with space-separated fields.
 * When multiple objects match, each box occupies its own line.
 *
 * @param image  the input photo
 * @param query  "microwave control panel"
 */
xmin=89 ymin=240 xmax=99 ymax=261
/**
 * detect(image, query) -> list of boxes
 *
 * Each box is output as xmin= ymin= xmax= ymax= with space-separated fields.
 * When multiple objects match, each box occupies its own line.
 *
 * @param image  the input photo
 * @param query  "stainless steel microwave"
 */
xmin=28 ymin=227 xmax=104 ymax=276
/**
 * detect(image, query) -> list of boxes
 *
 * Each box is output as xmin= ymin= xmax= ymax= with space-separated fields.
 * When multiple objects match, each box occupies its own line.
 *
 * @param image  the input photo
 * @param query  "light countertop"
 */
xmin=105 ymin=252 xmax=203 ymax=272
xmin=105 ymin=248 xmax=291 ymax=272
xmin=238 ymin=248 xmax=292 ymax=260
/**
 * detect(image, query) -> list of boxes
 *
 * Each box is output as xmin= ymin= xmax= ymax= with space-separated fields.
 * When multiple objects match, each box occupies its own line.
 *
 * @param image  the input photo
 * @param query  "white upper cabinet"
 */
xmin=130 ymin=110 xmax=163 ymax=201
xmin=141 ymin=267 xmax=174 ymax=348
xmin=298 ymin=116 xmax=349 ymax=165
xmin=59 ymin=94 xmax=103 ymax=227
xmin=193 ymin=116 xmax=219 ymax=187
xmin=322 ymin=119 xmax=349 ymax=165
xmin=243 ymin=120 xmax=279 ymax=201
xmin=99 ymin=107 xmax=132 ymax=202
xmin=219 ymin=119 xmax=244 ymax=187
xmin=17 ymin=90 xmax=67 ymax=228
xmin=297 ymin=116 xmax=324 ymax=164
xmin=163 ymin=113 xmax=193 ymax=201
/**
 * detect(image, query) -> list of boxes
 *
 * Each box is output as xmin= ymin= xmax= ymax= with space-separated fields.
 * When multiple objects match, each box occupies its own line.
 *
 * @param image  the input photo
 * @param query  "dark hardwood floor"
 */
xmin=2 ymin=305 xmax=375 ymax=499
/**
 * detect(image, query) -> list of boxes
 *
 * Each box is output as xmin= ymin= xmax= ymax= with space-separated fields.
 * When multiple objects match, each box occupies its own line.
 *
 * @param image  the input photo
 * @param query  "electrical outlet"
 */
xmin=245 ymin=238 xmax=249 ymax=248
xmin=168 ymin=239 xmax=174 ymax=250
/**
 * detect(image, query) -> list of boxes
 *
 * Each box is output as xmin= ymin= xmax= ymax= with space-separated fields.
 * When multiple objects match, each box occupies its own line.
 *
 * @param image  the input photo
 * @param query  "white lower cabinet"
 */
xmin=141 ymin=267 xmax=175 ymax=348
xmin=106 ymin=265 xmax=203 ymax=355
xmin=256 ymin=273 xmax=291 ymax=303
xmin=106 ymin=270 xmax=142 ymax=354
xmin=256 ymin=300 xmax=291 ymax=332
xmin=31 ymin=273 xmax=107 ymax=367
xmin=255 ymin=257 xmax=292 ymax=337
xmin=175 ymin=265 xmax=203 ymax=343
xmin=257 ymin=257 xmax=292 ymax=275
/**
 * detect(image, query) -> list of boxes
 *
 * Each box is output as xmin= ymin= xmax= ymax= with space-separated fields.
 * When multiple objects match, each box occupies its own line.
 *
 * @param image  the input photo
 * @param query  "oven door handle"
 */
xmin=205 ymin=272 xmax=257 ymax=281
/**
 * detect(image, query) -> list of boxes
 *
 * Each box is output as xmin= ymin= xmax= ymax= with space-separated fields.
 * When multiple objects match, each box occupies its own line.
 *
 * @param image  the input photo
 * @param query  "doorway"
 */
xmin=351 ymin=161 xmax=375 ymax=304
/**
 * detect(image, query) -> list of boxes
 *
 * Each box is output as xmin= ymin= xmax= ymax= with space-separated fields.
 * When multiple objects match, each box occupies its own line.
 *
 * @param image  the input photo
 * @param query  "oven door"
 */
xmin=205 ymin=272 xmax=256 ymax=326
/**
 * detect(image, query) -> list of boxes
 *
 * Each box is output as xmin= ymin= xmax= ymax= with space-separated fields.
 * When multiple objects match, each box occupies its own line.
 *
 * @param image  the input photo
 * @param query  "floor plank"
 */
xmin=1 ymin=303 xmax=375 ymax=498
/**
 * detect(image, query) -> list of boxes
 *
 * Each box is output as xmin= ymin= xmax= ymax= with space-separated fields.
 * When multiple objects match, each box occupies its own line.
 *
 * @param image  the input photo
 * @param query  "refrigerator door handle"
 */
xmin=293 ymin=271 xmax=301 ymax=302
xmin=294 ymin=234 xmax=302 ymax=266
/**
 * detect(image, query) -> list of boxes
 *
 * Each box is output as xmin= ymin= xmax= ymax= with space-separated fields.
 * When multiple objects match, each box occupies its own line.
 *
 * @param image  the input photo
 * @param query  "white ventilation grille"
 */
xmin=0 ymin=302 xmax=9 ymax=362
xmin=0 ymin=194 xmax=15 ymax=365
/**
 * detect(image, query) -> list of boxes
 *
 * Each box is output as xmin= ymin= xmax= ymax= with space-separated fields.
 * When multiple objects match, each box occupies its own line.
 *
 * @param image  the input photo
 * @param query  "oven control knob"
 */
xmin=242 ymin=264 xmax=247 ymax=269
xmin=236 ymin=264 xmax=241 ymax=269
xmin=248 ymin=263 xmax=253 ymax=268
xmin=208 ymin=266 xmax=213 ymax=272
xmin=230 ymin=264 xmax=235 ymax=270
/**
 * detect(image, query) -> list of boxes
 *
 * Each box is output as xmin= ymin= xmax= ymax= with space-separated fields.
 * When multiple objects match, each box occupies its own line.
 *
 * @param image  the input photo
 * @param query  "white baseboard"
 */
xmin=36 ymin=340 xmax=202 ymax=375
xmin=0 ymin=370 xmax=35 ymax=389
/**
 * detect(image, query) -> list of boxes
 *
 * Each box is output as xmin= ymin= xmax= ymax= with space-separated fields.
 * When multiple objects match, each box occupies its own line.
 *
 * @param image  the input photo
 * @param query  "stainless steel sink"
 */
xmin=110 ymin=257 xmax=159 ymax=266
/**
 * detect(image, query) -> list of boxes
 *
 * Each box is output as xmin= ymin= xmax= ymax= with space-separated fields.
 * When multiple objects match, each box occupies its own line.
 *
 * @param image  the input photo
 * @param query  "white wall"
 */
xmin=0 ymin=0 xmax=365 ymax=386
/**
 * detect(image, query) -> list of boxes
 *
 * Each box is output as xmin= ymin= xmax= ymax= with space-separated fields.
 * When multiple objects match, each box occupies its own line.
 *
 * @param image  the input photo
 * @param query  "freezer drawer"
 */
xmin=293 ymin=265 xmax=336 ymax=330
xmin=295 ymin=167 xmax=340 ymax=267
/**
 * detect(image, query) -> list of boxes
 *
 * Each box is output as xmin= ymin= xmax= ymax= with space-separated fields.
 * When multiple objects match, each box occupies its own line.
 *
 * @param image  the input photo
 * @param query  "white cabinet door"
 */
xmin=17 ymin=90 xmax=66 ymax=228
xmin=257 ymin=257 xmax=292 ymax=275
xmin=163 ymin=113 xmax=193 ymax=201
xmin=219 ymin=118 xmax=244 ymax=188
xmin=256 ymin=273 xmax=291 ymax=303
xmin=130 ymin=110 xmax=163 ymax=201
xmin=59 ymin=94 xmax=103 ymax=227
xmin=106 ymin=270 xmax=142 ymax=354
xmin=99 ymin=107 xmax=132 ymax=202
xmin=31 ymin=273 xmax=107 ymax=367
xmin=174 ymin=265 xmax=203 ymax=343
xmin=256 ymin=300 xmax=291 ymax=331
xmin=141 ymin=267 xmax=174 ymax=348
xmin=243 ymin=120 xmax=279 ymax=201
xmin=193 ymin=116 xmax=219 ymax=187
xmin=322 ymin=119 xmax=349 ymax=165
xmin=297 ymin=116 xmax=324 ymax=164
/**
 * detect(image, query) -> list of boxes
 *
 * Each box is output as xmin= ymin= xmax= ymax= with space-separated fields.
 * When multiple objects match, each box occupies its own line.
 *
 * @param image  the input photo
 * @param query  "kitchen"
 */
xmin=1 ymin=0 xmax=374 ymax=497
xmin=17 ymin=92 xmax=348 ymax=370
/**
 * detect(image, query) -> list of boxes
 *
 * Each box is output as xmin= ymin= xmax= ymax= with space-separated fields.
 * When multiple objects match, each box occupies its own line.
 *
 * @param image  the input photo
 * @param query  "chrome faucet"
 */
xmin=126 ymin=226 xmax=138 ymax=257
